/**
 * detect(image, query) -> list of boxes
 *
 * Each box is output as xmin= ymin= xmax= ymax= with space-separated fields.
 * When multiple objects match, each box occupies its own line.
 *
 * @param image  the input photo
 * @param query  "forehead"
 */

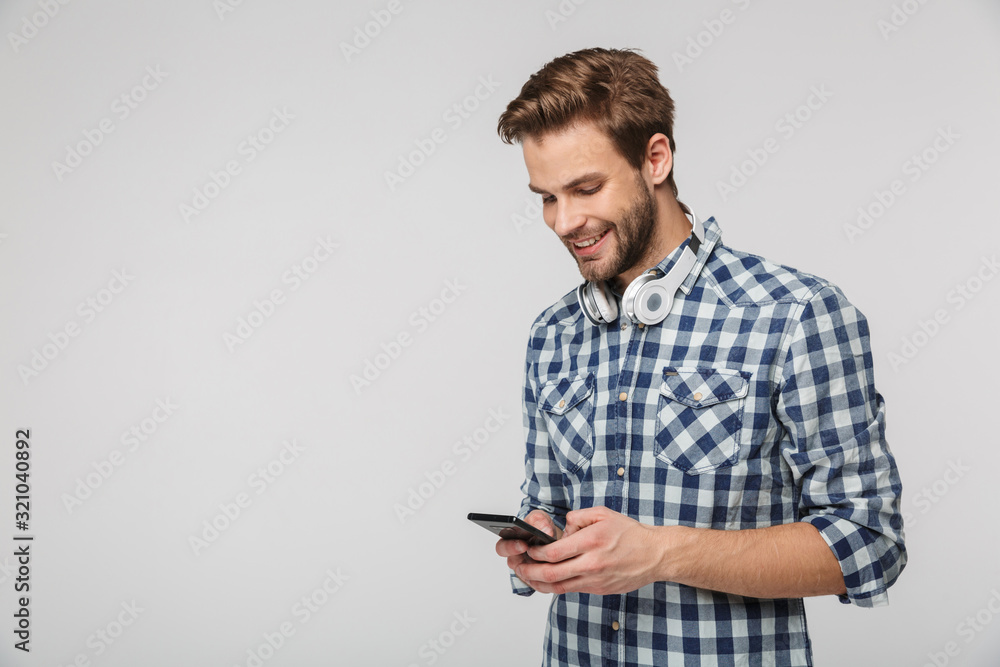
xmin=522 ymin=120 xmax=629 ymax=188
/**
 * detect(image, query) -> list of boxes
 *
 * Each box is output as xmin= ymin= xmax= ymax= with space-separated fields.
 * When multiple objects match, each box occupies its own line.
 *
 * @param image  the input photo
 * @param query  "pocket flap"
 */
xmin=539 ymin=374 xmax=595 ymax=415
xmin=659 ymin=366 xmax=749 ymax=408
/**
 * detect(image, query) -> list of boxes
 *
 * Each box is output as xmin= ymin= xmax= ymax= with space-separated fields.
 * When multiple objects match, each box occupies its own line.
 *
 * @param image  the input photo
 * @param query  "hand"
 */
xmin=495 ymin=510 xmax=563 ymax=586
xmin=513 ymin=506 xmax=665 ymax=596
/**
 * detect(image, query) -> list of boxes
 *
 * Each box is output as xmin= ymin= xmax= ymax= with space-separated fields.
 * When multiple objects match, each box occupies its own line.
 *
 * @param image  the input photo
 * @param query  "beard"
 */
xmin=569 ymin=173 xmax=659 ymax=287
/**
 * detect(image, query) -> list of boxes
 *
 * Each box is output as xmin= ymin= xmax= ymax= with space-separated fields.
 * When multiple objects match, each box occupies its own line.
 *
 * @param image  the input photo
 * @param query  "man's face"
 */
xmin=523 ymin=121 xmax=659 ymax=286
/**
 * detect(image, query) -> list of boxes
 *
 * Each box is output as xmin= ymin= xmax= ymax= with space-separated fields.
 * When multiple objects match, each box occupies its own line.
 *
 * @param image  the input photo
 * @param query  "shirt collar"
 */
xmin=609 ymin=214 xmax=722 ymax=299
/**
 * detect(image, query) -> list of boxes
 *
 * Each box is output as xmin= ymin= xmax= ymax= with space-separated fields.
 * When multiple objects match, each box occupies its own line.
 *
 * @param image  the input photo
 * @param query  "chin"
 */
xmin=572 ymin=250 xmax=614 ymax=283
xmin=578 ymin=260 xmax=614 ymax=284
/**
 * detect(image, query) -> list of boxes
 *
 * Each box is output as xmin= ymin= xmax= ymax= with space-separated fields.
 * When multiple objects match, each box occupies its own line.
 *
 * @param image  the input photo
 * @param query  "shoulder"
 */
xmin=705 ymin=242 xmax=874 ymax=367
xmin=704 ymin=240 xmax=843 ymax=308
xmin=528 ymin=286 xmax=585 ymax=332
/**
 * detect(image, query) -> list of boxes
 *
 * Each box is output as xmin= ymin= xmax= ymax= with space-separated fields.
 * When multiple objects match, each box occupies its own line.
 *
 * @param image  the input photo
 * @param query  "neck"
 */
xmin=611 ymin=198 xmax=692 ymax=293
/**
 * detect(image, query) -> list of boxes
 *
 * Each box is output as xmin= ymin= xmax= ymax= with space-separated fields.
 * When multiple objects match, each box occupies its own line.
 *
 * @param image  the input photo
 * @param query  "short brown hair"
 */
xmin=497 ymin=47 xmax=686 ymax=210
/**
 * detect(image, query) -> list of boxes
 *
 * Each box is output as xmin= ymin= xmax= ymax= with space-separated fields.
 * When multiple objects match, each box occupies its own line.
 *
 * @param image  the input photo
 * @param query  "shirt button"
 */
xmin=637 ymin=323 xmax=645 ymax=329
xmin=558 ymin=399 xmax=565 ymax=408
xmin=692 ymin=392 xmax=703 ymax=401
xmin=617 ymin=467 xmax=625 ymax=477
xmin=620 ymin=321 xmax=627 ymax=330
xmin=618 ymin=392 xmax=628 ymax=401
xmin=611 ymin=621 xmax=620 ymax=631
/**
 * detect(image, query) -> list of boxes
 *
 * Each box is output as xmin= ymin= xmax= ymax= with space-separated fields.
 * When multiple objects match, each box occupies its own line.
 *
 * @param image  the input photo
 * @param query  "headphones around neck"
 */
xmin=576 ymin=211 xmax=705 ymax=326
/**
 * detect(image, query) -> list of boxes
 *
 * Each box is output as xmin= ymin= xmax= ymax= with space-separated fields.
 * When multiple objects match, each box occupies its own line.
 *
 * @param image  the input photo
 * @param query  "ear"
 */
xmin=645 ymin=133 xmax=673 ymax=186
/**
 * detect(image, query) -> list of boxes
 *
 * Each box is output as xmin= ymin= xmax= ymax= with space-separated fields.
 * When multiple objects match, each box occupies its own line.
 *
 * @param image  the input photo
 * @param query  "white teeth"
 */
xmin=574 ymin=230 xmax=607 ymax=248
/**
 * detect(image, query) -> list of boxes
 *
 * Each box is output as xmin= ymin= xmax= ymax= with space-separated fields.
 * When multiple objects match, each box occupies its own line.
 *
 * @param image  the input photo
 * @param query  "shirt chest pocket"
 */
xmin=654 ymin=366 xmax=750 ymax=474
xmin=538 ymin=373 xmax=596 ymax=475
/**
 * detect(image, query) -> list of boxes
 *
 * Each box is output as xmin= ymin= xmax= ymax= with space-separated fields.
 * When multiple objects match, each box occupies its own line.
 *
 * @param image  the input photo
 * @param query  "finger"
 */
xmin=516 ymin=556 xmax=583 ymax=587
xmin=496 ymin=538 xmax=527 ymax=557
xmin=506 ymin=553 xmax=528 ymax=571
xmin=506 ymin=551 xmax=544 ymax=571
xmin=526 ymin=529 xmax=587 ymax=563
xmin=563 ymin=506 xmax=606 ymax=536
xmin=526 ymin=510 xmax=568 ymax=540
xmin=524 ymin=510 xmax=554 ymax=535
xmin=522 ymin=574 xmax=587 ymax=596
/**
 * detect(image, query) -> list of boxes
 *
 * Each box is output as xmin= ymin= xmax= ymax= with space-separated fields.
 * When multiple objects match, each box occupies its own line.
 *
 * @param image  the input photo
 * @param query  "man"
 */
xmin=493 ymin=47 xmax=905 ymax=666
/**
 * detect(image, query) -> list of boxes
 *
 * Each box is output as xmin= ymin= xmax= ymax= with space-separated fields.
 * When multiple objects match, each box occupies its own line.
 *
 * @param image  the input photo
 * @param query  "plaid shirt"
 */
xmin=511 ymin=215 xmax=906 ymax=666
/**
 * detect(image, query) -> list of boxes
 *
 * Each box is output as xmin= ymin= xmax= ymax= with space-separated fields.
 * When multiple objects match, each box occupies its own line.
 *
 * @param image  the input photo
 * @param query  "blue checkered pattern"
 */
xmin=511 ymin=216 xmax=906 ymax=666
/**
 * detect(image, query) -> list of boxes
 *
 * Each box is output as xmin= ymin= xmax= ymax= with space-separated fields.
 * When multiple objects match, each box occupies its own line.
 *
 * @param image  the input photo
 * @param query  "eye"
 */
xmin=580 ymin=185 xmax=602 ymax=196
xmin=541 ymin=194 xmax=555 ymax=204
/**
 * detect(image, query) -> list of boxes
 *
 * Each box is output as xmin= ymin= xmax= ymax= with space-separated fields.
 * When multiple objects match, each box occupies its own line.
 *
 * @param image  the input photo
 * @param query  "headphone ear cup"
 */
xmin=578 ymin=281 xmax=618 ymax=324
xmin=592 ymin=281 xmax=618 ymax=322
xmin=621 ymin=271 xmax=657 ymax=324
xmin=631 ymin=281 xmax=673 ymax=325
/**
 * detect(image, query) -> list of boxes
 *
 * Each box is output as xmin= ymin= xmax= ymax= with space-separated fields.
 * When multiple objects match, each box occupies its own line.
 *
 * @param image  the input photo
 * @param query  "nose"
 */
xmin=549 ymin=198 xmax=587 ymax=240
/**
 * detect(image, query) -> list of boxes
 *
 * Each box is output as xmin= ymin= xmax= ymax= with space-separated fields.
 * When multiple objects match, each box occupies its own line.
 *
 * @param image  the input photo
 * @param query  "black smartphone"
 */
xmin=468 ymin=512 xmax=556 ymax=546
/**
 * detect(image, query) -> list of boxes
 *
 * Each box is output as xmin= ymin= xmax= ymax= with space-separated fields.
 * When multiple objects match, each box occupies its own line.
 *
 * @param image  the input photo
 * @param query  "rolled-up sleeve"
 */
xmin=775 ymin=284 xmax=906 ymax=607
xmin=510 ymin=321 xmax=571 ymax=597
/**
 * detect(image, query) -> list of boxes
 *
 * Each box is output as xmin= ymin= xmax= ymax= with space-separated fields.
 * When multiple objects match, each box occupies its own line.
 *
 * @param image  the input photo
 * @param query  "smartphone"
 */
xmin=468 ymin=512 xmax=556 ymax=546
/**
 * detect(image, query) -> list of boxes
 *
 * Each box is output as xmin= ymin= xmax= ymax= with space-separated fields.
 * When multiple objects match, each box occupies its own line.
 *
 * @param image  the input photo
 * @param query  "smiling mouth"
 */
xmin=572 ymin=229 xmax=610 ymax=248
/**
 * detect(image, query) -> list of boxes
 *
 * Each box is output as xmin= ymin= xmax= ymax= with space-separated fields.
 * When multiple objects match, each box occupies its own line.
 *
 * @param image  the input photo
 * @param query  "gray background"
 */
xmin=1 ymin=1 xmax=998 ymax=665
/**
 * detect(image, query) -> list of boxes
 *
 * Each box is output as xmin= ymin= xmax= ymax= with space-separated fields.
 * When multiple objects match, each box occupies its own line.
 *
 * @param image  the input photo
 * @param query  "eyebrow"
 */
xmin=527 ymin=171 xmax=606 ymax=195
